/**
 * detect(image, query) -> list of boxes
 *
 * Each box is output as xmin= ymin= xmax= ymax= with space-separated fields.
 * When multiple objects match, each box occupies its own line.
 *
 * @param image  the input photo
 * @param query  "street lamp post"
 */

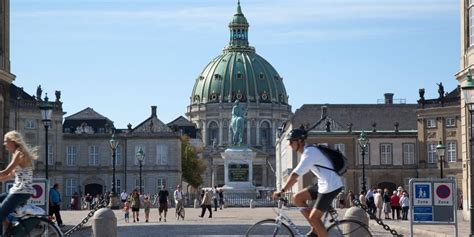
xmin=109 ymin=132 xmax=119 ymax=209
xmin=39 ymin=94 xmax=53 ymax=180
xmin=136 ymin=147 xmax=145 ymax=194
xmin=462 ymin=71 xmax=474 ymax=236
xmin=358 ymin=131 xmax=368 ymax=193
xmin=436 ymin=141 xmax=446 ymax=179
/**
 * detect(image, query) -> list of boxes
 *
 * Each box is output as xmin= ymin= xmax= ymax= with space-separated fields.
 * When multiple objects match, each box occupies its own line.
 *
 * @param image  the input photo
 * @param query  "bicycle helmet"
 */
xmin=286 ymin=128 xmax=307 ymax=141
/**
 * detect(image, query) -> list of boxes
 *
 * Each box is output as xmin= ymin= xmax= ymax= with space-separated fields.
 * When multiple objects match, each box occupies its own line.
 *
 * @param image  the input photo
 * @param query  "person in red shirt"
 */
xmin=390 ymin=191 xmax=401 ymax=220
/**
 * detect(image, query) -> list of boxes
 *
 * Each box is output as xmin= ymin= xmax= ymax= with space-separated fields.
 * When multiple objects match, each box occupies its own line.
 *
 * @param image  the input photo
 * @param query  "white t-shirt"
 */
xmin=292 ymin=145 xmax=343 ymax=193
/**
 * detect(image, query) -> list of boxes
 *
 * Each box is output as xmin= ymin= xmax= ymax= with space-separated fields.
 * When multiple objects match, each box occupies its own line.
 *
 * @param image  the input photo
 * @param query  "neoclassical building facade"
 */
xmin=0 ymin=0 xmax=15 ymax=166
xmin=186 ymin=2 xmax=292 ymax=188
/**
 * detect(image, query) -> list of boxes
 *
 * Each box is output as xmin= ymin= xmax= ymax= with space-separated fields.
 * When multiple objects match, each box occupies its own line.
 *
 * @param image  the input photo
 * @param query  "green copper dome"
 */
xmin=191 ymin=1 xmax=288 ymax=105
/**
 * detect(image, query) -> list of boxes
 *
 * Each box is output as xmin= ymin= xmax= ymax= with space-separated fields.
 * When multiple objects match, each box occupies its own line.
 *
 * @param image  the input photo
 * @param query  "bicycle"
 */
xmin=175 ymin=200 xmax=185 ymax=220
xmin=4 ymin=203 xmax=63 ymax=237
xmin=246 ymin=197 xmax=372 ymax=237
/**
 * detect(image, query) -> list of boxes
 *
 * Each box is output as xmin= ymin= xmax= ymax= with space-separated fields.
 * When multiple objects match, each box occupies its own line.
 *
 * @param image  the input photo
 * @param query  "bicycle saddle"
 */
xmin=11 ymin=204 xmax=46 ymax=217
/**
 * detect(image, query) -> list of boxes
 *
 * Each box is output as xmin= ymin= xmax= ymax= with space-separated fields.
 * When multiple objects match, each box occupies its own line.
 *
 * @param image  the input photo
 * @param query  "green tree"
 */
xmin=181 ymin=136 xmax=205 ymax=188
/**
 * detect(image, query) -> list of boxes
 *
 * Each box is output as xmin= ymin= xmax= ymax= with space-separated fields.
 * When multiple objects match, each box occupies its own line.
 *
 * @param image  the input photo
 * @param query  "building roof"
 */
xmin=63 ymin=107 xmax=115 ymax=134
xmin=9 ymin=84 xmax=36 ymax=101
xmin=190 ymin=1 xmax=288 ymax=106
xmin=130 ymin=106 xmax=173 ymax=134
xmin=293 ymin=103 xmax=418 ymax=132
xmin=167 ymin=116 xmax=194 ymax=127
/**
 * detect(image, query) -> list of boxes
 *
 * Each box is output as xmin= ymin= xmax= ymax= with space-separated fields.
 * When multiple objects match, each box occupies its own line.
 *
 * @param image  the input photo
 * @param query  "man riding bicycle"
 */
xmin=273 ymin=128 xmax=343 ymax=237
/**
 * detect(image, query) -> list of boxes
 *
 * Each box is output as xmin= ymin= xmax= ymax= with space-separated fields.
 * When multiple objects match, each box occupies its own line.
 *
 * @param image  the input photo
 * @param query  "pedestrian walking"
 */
xmin=382 ymin=189 xmax=391 ymax=219
xmin=400 ymin=191 xmax=410 ymax=220
xmin=131 ymin=190 xmax=140 ymax=222
xmin=49 ymin=183 xmax=64 ymax=226
xmin=123 ymin=201 xmax=130 ymax=223
xmin=70 ymin=192 xmax=80 ymax=210
xmin=157 ymin=185 xmax=169 ymax=222
xmin=212 ymin=186 xmax=219 ymax=211
xmin=199 ymin=190 xmax=212 ymax=218
xmin=143 ymin=195 xmax=152 ymax=223
xmin=390 ymin=191 xmax=401 ymax=220
xmin=218 ymin=189 xmax=225 ymax=209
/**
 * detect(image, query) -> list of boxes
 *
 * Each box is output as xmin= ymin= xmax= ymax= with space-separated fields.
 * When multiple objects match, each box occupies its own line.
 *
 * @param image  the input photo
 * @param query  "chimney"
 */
xmin=384 ymin=93 xmax=394 ymax=104
xmin=151 ymin=105 xmax=157 ymax=117
xmin=321 ymin=105 xmax=328 ymax=118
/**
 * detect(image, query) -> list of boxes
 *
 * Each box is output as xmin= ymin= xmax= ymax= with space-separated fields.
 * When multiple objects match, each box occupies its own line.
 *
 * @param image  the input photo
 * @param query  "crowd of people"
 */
xmin=335 ymin=186 xmax=410 ymax=221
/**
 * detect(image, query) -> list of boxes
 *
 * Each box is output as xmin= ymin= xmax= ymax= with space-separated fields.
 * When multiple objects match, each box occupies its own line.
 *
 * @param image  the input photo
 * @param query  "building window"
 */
xmin=66 ymin=178 xmax=77 ymax=197
xmin=426 ymin=118 xmax=437 ymax=128
xmin=116 ymin=179 xmax=121 ymax=194
xmin=260 ymin=121 xmax=271 ymax=147
xmin=25 ymin=120 xmax=35 ymax=129
xmin=208 ymin=121 xmax=219 ymax=145
xmin=358 ymin=144 xmax=370 ymax=165
xmin=48 ymin=144 xmax=54 ymax=165
xmin=447 ymin=141 xmax=457 ymax=162
xmin=66 ymin=146 xmax=77 ymax=166
xmin=380 ymin=143 xmax=392 ymax=165
xmin=470 ymin=0 xmax=474 ymax=46
xmin=427 ymin=143 xmax=437 ymax=163
xmin=156 ymin=144 xmax=168 ymax=165
xmin=445 ymin=117 xmax=456 ymax=127
xmin=334 ymin=143 xmax=346 ymax=156
xmin=403 ymin=143 xmax=415 ymax=165
xmin=156 ymin=178 xmax=167 ymax=192
xmin=89 ymin=146 xmax=99 ymax=165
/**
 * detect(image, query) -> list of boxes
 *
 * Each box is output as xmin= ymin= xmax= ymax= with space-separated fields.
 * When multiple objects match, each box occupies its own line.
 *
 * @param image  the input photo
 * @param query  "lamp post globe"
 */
xmin=136 ymin=147 xmax=145 ymax=194
xmin=358 ymin=131 xmax=368 ymax=193
xmin=108 ymin=132 xmax=120 ymax=209
xmin=436 ymin=141 xmax=446 ymax=179
xmin=39 ymin=94 xmax=53 ymax=180
xmin=462 ymin=70 xmax=474 ymax=236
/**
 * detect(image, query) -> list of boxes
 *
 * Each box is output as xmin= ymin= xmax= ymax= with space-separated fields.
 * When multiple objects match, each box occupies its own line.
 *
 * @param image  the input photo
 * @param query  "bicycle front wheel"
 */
xmin=246 ymin=218 xmax=294 ymax=237
xmin=5 ymin=216 xmax=63 ymax=237
xmin=327 ymin=219 xmax=372 ymax=237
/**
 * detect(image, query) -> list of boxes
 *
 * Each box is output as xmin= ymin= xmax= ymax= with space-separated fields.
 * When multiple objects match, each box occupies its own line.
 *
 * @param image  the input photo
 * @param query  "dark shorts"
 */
xmin=308 ymin=185 xmax=342 ymax=213
xmin=159 ymin=203 xmax=168 ymax=213
xmin=121 ymin=199 xmax=127 ymax=203
xmin=131 ymin=207 xmax=139 ymax=212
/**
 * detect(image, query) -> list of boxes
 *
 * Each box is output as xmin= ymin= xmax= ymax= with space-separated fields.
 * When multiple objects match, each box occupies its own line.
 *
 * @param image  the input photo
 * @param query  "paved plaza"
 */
xmin=58 ymin=207 xmax=467 ymax=236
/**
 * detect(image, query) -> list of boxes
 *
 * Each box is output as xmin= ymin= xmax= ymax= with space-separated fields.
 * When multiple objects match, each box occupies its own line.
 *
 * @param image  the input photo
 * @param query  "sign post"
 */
xmin=409 ymin=178 xmax=457 ymax=237
xmin=5 ymin=178 xmax=49 ymax=212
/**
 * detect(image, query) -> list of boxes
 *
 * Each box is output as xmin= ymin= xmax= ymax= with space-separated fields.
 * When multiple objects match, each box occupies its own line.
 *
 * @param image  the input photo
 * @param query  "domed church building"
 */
xmin=186 ymin=1 xmax=292 ymax=188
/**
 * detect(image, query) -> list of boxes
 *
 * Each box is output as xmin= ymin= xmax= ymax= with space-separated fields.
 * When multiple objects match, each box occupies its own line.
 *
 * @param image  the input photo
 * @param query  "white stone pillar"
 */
xmin=247 ymin=119 xmax=251 ymax=146
xmin=202 ymin=120 xmax=207 ymax=146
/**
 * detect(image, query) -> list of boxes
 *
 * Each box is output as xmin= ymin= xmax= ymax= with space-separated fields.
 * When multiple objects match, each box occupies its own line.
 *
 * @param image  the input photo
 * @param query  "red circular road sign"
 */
xmin=32 ymin=184 xmax=43 ymax=199
xmin=436 ymin=184 xmax=451 ymax=199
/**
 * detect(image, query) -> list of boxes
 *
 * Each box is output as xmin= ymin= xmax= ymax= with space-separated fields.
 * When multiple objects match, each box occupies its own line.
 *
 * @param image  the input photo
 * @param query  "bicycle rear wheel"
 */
xmin=246 ymin=218 xmax=294 ymax=237
xmin=327 ymin=219 xmax=372 ymax=237
xmin=5 ymin=216 xmax=63 ymax=237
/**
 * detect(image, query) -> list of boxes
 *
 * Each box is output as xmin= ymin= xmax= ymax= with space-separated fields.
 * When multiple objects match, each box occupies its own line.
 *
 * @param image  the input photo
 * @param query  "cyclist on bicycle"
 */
xmin=0 ymin=131 xmax=37 ymax=224
xmin=273 ymin=128 xmax=343 ymax=237
xmin=174 ymin=185 xmax=184 ymax=217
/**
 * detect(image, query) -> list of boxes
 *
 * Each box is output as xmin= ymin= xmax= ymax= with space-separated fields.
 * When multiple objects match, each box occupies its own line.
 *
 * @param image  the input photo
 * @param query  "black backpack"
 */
xmin=307 ymin=144 xmax=348 ymax=176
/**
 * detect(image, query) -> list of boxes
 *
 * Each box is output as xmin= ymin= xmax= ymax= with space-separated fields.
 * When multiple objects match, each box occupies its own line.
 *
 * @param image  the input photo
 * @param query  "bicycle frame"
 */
xmin=275 ymin=200 xmax=339 ymax=237
xmin=274 ymin=207 xmax=306 ymax=237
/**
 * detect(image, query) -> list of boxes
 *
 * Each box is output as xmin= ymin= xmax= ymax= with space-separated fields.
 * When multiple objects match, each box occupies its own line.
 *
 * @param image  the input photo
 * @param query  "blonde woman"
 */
xmin=0 ymin=131 xmax=37 ymax=221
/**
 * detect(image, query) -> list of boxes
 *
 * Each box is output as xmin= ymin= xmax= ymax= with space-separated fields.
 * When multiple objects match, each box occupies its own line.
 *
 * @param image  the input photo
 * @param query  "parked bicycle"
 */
xmin=246 ymin=197 xmax=372 ymax=237
xmin=4 ymin=203 xmax=63 ymax=237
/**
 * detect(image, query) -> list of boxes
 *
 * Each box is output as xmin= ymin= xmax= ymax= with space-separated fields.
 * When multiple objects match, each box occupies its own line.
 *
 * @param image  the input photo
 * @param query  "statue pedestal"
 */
xmin=221 ymin=147 xmax=256 ymax=191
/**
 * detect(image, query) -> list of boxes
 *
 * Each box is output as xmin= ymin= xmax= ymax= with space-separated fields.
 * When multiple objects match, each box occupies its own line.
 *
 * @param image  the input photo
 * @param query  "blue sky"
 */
xmin=10 ymin=0 xmax=459 ymax=128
